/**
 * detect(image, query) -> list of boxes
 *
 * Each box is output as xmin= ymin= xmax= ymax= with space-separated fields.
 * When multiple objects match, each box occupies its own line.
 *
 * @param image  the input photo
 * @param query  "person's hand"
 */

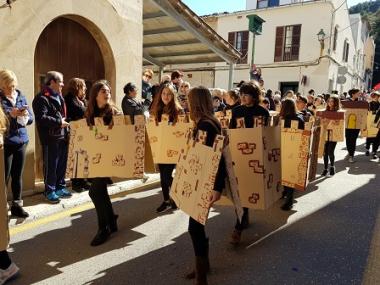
xmin=61 ymin=119 xmax=70 ymax=128
xmin=208 ymin=190 xmax=221 ymax=207
xmin=10 ymin=107 xmax=19 ymax=118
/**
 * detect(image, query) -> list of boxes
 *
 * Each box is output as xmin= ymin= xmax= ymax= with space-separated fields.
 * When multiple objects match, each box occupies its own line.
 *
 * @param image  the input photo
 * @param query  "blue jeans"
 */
xmin=42 ymin=140 xmax=68 ymax=194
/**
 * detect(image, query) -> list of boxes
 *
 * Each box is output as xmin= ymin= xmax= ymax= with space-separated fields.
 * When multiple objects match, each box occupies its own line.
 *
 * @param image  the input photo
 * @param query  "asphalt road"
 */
xmin=7 ymin=139 xmax=380 ymax=285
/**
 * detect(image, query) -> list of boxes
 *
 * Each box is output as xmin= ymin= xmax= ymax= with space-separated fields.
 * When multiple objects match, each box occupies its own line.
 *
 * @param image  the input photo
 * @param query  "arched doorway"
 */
xmin=34 ymin=16 xmax=111 ymax=181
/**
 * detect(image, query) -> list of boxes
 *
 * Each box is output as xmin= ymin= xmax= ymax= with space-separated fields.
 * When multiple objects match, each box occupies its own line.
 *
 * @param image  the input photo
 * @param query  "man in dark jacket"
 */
xmin=32 ymin=71 xmax=72 ymax=203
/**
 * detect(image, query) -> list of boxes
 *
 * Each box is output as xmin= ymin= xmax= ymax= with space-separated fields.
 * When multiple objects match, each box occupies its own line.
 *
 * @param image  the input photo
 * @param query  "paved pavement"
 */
xmin=5 ymin=138 xmax=380 ymax=285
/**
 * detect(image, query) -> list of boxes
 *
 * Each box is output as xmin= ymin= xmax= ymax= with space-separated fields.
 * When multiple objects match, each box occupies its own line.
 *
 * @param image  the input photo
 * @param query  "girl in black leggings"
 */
xmin=150 ymin=83 xmax=182 ymax=213
xmin=322 ymin=95 xmax=341 ymax=176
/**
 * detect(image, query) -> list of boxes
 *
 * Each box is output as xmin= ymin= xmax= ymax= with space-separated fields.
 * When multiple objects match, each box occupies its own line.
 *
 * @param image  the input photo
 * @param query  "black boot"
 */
xmin=10 ymin=204 xmax=29 ymax=218
xmin=90 ymin=228 xmax=110 ymax=246
xmin=281 ymin=195 xmax=294 ymax=211
xmin=195 ymin=256 xmax=209 ymax=285
xmin=185 ymin=239 xmax=209 ymax=279
xmin=109 ymin=214 xmax=119 ymax=233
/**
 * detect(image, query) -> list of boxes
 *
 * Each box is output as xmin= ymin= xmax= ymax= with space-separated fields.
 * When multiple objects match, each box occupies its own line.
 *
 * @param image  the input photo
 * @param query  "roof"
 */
xmin=143 ymin=0 xmax=241 ymax=67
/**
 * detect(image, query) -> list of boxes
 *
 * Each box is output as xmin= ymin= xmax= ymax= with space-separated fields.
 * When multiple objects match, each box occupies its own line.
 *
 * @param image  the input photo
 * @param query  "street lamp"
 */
xmin=317 ymin=29 xmax=326 ymax=56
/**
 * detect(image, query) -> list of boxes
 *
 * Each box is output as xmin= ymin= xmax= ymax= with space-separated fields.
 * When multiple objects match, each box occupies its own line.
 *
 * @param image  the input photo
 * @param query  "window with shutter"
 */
xmin=333 ymin=26 xmax=338 ymax=52
xmin=274 ymin=25 xmax=301 ymax=62
xmin=274 ymin=26 xmax=284 ymax=62
xmin=228 ymin=31 xmax=249 ymax=64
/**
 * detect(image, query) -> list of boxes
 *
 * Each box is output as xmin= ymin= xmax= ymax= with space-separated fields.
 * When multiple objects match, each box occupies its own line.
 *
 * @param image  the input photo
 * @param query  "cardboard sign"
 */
xmin=361 ymin=113 xmax=379 ymax=138
xmin=316 ymin=110 xmax=345 ymax=157
xmin=341 ymin=101 xmax=368 ymax=130
xmin=0 ymin=136 xmax=9 ymax=251
xmin=226 ymin=123 xmax=282 ymax=209
xmin=146 ymin=114 xmax=193 ymax=164
xmin=66 ymin=115 xmax=145 ymax=179
xmin=170 ymin=130 xmax=225 ymax=225
xmin=281 ymin=120 xmax=320 ymax=191
xmin=215 ymin=110 xmax=232 ymax=129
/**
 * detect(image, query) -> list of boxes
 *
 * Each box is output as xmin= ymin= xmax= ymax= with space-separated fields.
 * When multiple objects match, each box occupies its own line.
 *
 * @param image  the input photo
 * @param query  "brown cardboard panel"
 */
xmin=361 ymin=113 xmax=379 ymax=138
xmin=316 ymin=111 xmax=345 ymax=157
xmin=146 ymin=115 xmax=193 ymax=164
xmin=0 ymin=140 xmax=9 ymax=250
xmin=341 ymin=101 xmax=369 ymax=130
xmin=66 ymin=115 xmax=145 ymax=179
xmin=281 ymin=120 xmax=317 ymax=191
xmin=227 ymin=125 xmax=282 ymax=210
xmin=170 ymin=131 xmax=224 ymax=225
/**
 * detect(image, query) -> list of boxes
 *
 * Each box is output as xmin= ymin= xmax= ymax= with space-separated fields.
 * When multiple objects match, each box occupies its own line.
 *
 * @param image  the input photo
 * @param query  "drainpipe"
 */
xmin=228 ymin=62 xmax=235 ymax=89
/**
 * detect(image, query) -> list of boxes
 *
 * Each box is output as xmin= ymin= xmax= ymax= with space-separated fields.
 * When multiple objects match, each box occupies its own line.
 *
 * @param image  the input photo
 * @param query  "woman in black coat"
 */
xmin=121 ymin=83 xmax=144 ymax=123
xmin=65 ymin=78 xmax=91 ymax=192
xmin=185 ymin=86 xmax=226 ymax=285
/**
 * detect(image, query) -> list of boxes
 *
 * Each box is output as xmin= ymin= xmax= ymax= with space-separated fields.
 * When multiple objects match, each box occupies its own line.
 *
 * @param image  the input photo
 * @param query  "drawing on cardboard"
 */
xmin=170 ymin=131 xmax=225 ymax=225
xmin=341 ymin=101 xmax=368 ymax=130
xmin=66 ymin=115 xmax=145 ymax=179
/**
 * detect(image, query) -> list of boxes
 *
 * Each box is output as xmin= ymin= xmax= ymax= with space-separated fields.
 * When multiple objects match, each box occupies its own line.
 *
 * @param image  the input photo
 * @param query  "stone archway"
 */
xmin=34 ymin=15 xmax=116 ymax=181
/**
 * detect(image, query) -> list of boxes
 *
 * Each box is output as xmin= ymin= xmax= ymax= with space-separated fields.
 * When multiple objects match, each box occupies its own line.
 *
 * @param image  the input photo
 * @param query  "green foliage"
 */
xmin=349 ymin=0 xmax=380 ymax=15
xmin=349 ymin=0 xmax=380 ymax=42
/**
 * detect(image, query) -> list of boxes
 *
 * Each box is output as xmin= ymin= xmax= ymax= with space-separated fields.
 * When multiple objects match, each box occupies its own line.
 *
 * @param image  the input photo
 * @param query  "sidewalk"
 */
xmin=8 ymin=174 xmax=161 ymax=228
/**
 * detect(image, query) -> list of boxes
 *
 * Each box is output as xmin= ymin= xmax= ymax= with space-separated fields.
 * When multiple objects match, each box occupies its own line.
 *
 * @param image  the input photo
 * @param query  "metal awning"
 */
xmin=143 ymin=0 xmax=241 ymax=67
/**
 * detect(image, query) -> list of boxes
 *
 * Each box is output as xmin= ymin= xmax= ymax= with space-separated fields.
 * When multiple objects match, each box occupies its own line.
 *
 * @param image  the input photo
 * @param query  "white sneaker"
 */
xmin=0 ymin=263 xmax=19 ymax=285
xmin=348 ymin=156 xmax=355 ymax=163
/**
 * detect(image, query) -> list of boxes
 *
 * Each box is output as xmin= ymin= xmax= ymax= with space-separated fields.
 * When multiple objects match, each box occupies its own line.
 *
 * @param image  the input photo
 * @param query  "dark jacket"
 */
xmin=193 ymin=118 xmax=225 ymax=192
xmin=283 ymin=113 xmax=305 ymax=130
xmin=32 ymin=87 xmax=67 ymax=144
xmin=64 ymin=92 xmax=86 ymax=122
xmin=0 ymin=90 xmax=33 ymax=145
xmin=142 ymin=80 xmax=152 ymax=100
xmin=369 ymin=101 xmax=380 ymax=114
xmin=230 ymin=104 xmax=270 ymax=128
xmin=121 ymin=95 xmax=144 ymax=123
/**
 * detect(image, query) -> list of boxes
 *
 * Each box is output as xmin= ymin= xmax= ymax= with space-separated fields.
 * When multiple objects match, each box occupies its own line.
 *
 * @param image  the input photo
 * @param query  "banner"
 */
xmin=146 ymin=114 xmax=193 ymax=164
xmin=170 ymin=130 xmax=225 ymax=225
xmin=66 ymin=115 xmax=145 ymax=179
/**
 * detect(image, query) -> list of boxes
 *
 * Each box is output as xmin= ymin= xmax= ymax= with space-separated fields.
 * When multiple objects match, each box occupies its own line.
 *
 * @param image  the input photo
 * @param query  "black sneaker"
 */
xmin=90 ymin=228 xmax=111 ymax=246
xmin=329 ymin=166 xmax=335 ymax=176
xmin=156 ymin=201 xmax=171 ymax=213
xmin=373 ymin=153 xmax=378 ymax=160
xmin=72 ymin=185 xmax=84 ymax=193
xmin=321 ymin=169 xmax=328 ymax=176
xmin=10 ymin=204 xmax=29 ymax=218
xmin=170 ymin=200 xmax=178 ymax=210
xmin=365 ymin=150 xmax=370 ymax=156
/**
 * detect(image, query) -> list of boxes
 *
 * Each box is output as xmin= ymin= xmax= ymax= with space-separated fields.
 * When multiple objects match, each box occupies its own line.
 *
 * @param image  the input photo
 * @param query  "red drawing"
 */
xmin=276 ymin=181 xmax=281 ymax=193
xmin=237 ymin=142 xmax=256 ymax=155
xmin=182 ymin=181 xmax=192 ymax=197
xmin=254 ymin=116 xmax=264 ymax=127
xmin=112 ymin=154 xmax=125 ymax=166
xmin=268 ymin=148 xmax=281 ymax=162
xmin=248 ymin=160 xmax=265 ymax=174
xmin=92 ymin=153 xmax=101 ymax=164
xmin=248 ymin=193 xmax=260 ymax=204
xmin=262 ymin=136 xmax=267 ymax=150
xmin=236 ymin=117 xmax=245 ymax=128
xmin=173 ymin=131 xmax=185 ymax=138
xmin=167 ymin=149 xmax=179 ymax=157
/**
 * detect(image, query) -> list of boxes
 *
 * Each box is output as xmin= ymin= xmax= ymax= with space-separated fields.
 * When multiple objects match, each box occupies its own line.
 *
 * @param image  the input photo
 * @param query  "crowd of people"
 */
xmin=0 ymin=67 xmax=379 ymax=284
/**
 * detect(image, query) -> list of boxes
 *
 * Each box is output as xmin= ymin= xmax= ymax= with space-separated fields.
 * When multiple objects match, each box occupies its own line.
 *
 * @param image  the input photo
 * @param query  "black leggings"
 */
xmin=345 ymin=129 xmax=360 ymax=157
xmin=0 ymin=250 xmax=11 ymax=269
xmin=4 ymin=143 xmax=27 ymax=202
xmin=188 ymin=217 xmax=208 ymax=256
xmin=323 ymin=141 xmax=337 ymax=169
xmin=88 ymin=178 xmax=115 ymax=230
xmin=158 ymin=164 xmax=175 ymax=201
xmin=373 ymin=130 xmax=380 ymax=153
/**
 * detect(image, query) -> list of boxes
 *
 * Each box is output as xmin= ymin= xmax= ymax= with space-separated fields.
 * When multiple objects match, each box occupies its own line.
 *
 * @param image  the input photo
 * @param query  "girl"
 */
xmin=321 ymin=95 xmax=341 ymax=176
xmin=64 ymin=78 xmax=91 ymax=193
xmin=280 ymin=99 xmax=305 ymax=211
xmin=223 ymin=89 xmax=240 ymax=111
xmin=150 ymin=83 xmax=182 ymax=213
xmin=0 ymin=69 xmax=33 ymax=218
xmin=85 ymin=80 xmax=120 ymax=246
xmin=185 ymin=86 xmax=225 ymax=285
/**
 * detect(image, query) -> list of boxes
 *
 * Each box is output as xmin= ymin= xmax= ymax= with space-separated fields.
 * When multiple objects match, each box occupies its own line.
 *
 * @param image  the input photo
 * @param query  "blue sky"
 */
xmin=183 ymin=0 xmax=366 ymax=15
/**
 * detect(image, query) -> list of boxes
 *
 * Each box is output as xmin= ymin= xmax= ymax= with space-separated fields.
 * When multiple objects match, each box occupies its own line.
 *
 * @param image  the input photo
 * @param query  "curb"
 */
xmin=9 ymin=174 xmax=161 ymax=228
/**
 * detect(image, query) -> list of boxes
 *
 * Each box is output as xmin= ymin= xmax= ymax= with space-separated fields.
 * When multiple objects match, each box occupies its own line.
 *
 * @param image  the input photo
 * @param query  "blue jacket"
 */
xmin=0 ymin=90 xmax=33 ymax=145
xmin=32 ymin=87 xmax=67 ymax=144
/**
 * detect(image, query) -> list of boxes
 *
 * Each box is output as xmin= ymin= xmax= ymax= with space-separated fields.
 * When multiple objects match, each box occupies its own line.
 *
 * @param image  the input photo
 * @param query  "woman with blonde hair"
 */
xmin=0 ymin=101 xmax=19 ymax=283
xmin=185 ymin=86 xmax=225 ymax=285
xmin=150 ymin=83 xmax=182 ymax=213
xmin=85 ymin=80 xmax=121 ymax=246
xmin=0 ymin=69 xmax=33 ymax=218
